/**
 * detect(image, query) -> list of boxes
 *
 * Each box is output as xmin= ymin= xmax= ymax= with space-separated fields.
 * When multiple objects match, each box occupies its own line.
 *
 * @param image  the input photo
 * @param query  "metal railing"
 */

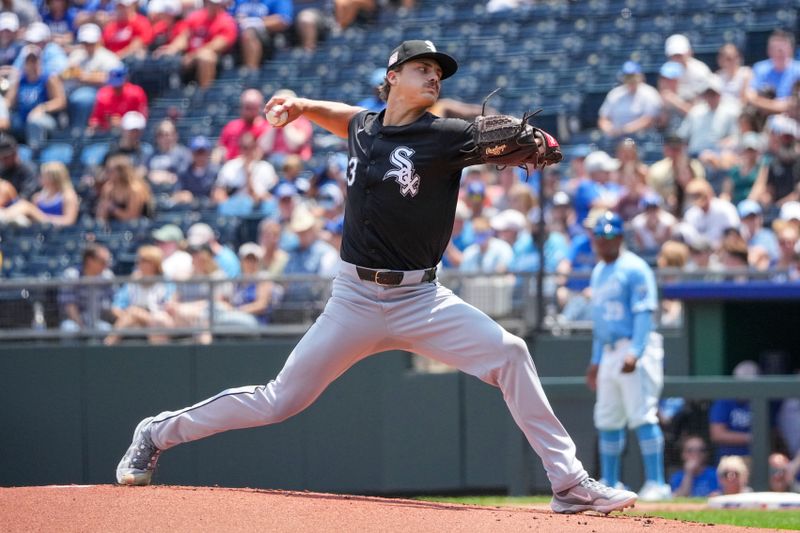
xmin=0 ymin=267 xmax=794 ymax=343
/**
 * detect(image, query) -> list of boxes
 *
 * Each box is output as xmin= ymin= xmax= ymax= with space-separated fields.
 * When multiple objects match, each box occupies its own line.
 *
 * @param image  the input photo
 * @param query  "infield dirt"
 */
xmin=0 ymin=485 xmax=770 ymax=532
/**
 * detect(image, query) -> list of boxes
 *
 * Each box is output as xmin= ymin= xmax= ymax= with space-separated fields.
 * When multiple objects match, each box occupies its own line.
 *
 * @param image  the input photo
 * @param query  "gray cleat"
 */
xmin=116 ymin=417 xmax=161 ymax=486
xmin=551 ymin=477 xmax=638 ymax=514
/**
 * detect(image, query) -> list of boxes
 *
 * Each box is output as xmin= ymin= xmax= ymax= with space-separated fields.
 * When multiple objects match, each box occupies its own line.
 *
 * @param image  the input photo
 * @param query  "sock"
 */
xmin=599 ymin=429 xmax=626 ymax=486
xmin=636 ymin=423 xmax=665 ymax=485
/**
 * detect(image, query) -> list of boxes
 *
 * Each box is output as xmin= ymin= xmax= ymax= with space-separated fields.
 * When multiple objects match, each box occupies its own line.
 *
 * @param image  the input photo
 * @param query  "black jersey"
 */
xmin=341 ymin=109 xmax=481 ymax=270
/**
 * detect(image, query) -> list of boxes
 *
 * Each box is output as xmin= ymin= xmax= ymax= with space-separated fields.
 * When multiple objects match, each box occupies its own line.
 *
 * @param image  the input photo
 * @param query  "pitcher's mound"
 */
xmin=0 ymin=485 xmax=750 ymax=532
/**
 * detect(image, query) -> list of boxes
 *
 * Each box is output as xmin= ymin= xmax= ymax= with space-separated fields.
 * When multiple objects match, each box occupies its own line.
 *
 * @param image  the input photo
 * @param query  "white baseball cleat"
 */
xmin=551 ymin=477 xmax=638 ymax=514
xmin=637 ymin=481 xmax=672 ymax=502
xmin=116 ymin=416 xmax=162 ymax=486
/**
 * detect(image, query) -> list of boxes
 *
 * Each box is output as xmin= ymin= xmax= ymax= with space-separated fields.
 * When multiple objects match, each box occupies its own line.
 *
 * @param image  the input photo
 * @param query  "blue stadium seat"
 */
xmin=17 ymin=144 xmax=33 ymax=164
xmin=79 ymin=142 xmax=110 ymax=168
xmin=39 ymin=142 xmax=74 ymax=165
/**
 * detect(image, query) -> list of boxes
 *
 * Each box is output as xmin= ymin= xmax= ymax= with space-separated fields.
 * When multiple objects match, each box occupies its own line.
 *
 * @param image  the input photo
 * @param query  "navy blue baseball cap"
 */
xmin=593 ymin=211 xmax=624 ymax=238
xmin=387 ymin=40 xmax=458 ymax=79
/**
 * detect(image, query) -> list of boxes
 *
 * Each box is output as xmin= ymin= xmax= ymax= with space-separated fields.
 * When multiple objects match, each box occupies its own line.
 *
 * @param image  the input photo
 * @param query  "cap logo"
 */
xmin=388 ymin=51 xmax=398 ymax=67
xmin=424 ymin=40 xmax=436 ymax=52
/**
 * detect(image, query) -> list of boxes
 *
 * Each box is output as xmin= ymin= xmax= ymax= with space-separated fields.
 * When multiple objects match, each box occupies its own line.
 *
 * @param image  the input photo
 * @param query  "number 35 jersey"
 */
xmin=590 ymin=250 xmax=658 ymax=346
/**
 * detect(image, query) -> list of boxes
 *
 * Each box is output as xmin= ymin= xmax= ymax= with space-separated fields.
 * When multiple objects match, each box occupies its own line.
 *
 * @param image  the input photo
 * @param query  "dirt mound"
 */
xmin=0 ymin=485 xmax=755 ymax=532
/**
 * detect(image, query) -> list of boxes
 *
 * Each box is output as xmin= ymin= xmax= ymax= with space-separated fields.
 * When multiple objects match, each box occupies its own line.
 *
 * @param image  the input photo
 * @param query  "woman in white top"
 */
xmin=716 ymin=43 xmax=752 ymax=104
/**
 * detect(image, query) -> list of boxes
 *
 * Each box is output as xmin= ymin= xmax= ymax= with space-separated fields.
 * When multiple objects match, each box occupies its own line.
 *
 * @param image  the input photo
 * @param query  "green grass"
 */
xmin=415 ymin=496 xmax=800 ymax=530
xmin=628 ymin=509 xmax=800 ymax=530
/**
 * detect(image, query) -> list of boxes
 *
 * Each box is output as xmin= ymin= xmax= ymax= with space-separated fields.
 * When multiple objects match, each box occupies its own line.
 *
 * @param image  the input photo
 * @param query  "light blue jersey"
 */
xmin=590 ymin=250 xmax=657 ymax=363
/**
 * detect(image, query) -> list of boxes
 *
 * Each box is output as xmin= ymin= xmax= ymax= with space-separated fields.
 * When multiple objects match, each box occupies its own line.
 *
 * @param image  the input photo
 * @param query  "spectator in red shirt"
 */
xmin=215 ymin=88 xmax=267 ymax=162
xmin=87 ymin=66 xmax=148 ymax=132
xmin=102 ymin=0 xmax=154 ymax=60
xmin=148 ymin=0 xmax=185 ymax=51
xmin=153 ymin=0 xmax=237 ymax=89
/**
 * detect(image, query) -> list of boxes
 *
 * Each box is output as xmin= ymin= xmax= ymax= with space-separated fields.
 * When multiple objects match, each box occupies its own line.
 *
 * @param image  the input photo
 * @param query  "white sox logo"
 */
xmin=383 ymin=146 xmax=420 ymax=197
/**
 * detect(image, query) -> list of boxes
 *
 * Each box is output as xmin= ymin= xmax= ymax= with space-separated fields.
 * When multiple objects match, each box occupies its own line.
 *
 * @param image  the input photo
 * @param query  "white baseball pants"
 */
xmin=593 ymin=333 xmax=664 ymax=430
xmin=149 ymin=261 xmax=587 ymax=492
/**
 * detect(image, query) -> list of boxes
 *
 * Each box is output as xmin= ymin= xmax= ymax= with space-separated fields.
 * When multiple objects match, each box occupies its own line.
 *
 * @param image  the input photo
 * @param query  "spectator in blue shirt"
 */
xmin=186 ymin=222 xmax=241 ymax=278
xmin=281 ymin=204 xmax=338 ymax=303
xmin=573 ymin=150 xmax=623 ymax=225
xmin=232 ymin=0 xmax=292 ymax=72
xmin=749 ymin=29 xmax=800 ymax=115
xmin=709 ymin=360 xmax=759 ymax=461
xmin=670 ymin=435 xmax=720 ymax=497
xmin=737 ymin=199 xmax=779 ymax=266
xmin=356 ymin=67 xmax=387 ymax=112
xmin=13 ymin=21 xmax=68 ymax=76
xmin=6 ymin=45 xmax=66 ymax=150
xmin=41 ymin=0 xmax=78 ymax=47
xmin=173 ymin=136 xmax=220 ymax=203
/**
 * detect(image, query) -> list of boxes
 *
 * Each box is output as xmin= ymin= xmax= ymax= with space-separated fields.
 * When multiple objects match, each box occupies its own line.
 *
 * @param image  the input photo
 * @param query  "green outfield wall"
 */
xmin=0 ymin=335 xmax=794 ymax=494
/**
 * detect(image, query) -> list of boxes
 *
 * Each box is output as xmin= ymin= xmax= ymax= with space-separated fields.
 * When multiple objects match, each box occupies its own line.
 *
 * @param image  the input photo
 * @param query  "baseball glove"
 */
xmin=472 ymin=90 xmax=563 ymax=169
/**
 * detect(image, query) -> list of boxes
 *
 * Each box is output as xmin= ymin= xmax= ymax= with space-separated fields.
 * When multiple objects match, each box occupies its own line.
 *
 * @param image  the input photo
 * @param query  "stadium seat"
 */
xmin=79 ymin=142 xmax=110 ymax=168
xmin=39 ymin=143 xmax=74 ymax=165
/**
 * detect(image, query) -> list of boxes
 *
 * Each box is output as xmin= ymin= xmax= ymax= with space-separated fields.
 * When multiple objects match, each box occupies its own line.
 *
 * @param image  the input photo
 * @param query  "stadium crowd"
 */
xmin=0 ymin=0 xmax=797 ymax=496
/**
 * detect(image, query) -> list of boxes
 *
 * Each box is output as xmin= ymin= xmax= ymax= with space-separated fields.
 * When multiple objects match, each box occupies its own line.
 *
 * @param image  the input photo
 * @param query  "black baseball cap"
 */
xmin=386 ymin=40 xmax=458 ymax=79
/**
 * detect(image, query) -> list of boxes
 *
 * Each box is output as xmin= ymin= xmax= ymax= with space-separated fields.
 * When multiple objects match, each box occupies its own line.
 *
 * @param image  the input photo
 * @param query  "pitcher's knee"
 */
xmin=503 ymin=335 xmax=531 ymax=366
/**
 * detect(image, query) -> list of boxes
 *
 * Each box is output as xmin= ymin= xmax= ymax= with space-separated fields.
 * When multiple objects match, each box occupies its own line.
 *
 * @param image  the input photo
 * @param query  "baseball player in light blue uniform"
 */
xmin=586 ymin=211 xmax=671 ymax=501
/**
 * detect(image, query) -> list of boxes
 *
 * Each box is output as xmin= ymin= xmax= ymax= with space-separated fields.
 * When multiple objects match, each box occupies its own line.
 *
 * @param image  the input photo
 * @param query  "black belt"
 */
xmin=355 ymin=266 xmax=437 ymax=286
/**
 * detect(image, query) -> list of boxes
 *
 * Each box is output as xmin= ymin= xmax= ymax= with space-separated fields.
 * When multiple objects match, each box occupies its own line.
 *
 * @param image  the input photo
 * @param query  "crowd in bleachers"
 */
xmin=0 ymin=0 xmax=797 ymax=342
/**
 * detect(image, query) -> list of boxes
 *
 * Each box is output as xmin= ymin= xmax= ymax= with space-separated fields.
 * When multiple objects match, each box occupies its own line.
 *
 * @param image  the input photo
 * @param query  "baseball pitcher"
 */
xmin=116 ymin=40 xmax=638 ymax=514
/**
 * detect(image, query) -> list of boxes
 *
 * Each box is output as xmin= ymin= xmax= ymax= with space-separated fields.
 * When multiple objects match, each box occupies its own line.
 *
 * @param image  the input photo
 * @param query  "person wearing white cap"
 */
xmin=0 ymin=0 xmax=40 ymax=29
xmin=6 ymin=44 xmax=66 ymax=150
xmin=573 ymin=150 xmax=623 ymax=224
xmin=186 ymin=222 xmax=241 ymax=278
xmin=12 ymin=20 xmax=69 ymax=76
xmin=101 ymin=0 xmax=153 ymax=60
xmin=598 ymin=60 xmax=662 ymax=139
xmin=748 ymin=115 xmax=800 ymax=207
xmin=664 ymin=33 xmax=713 ymax=102
xmin=0 ymin=13 xmax=21 ymax=72
xmin=747 ymin=29 xmax=800 ymax=115
xmin=64 ymin=22 xmax=123 ymax=128
xmin=229 ymin=242 xmax=274 ymax=326
xmin=676 ymin=74 xmax=740 ymax=156
xmin=150 ymin=0 xmax=238 ymax=89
